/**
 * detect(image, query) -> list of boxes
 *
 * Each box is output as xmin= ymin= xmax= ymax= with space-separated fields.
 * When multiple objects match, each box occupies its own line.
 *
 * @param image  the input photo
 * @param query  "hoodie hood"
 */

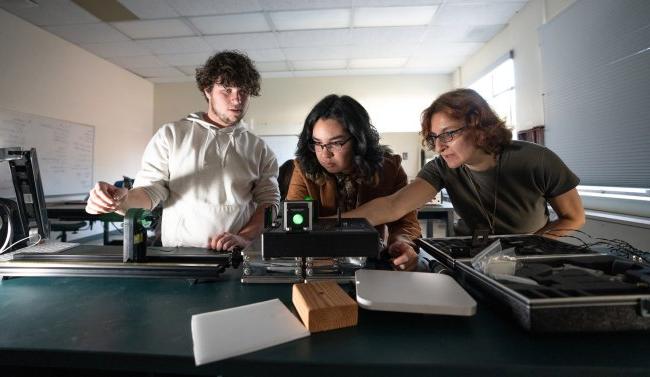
xmin=185 ymin=112 xmax=248 ymax=135
xmin=186 ymin=112 xmax=249 ymax=167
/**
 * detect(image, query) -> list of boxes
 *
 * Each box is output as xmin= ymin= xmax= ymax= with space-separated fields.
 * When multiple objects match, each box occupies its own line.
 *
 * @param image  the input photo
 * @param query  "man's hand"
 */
xmin=86 ymin=181 xmax=128 ymax=214
xmin=208 ymin=232 xmax=251 ymax=251
xmin=387 ymin=240 xmax=419 ymax=271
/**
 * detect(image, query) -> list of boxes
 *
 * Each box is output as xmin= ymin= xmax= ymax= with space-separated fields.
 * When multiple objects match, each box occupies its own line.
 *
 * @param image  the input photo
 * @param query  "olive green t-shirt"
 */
xmin=417 ymin=141 xmax=579 ymax=235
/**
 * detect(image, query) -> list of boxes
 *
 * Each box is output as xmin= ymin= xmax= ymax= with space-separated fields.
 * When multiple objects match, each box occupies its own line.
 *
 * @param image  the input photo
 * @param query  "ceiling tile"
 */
xmin=204 ymin=32 xmax=278 ymax=50
xmin=406 ymin=55 xmax=464 ymax=70
xmin=413 ymin=41 xmax=482 ymax=57
xmin=137 ymin=36 xmax=211 ymax=54
xmin=3 ymin=0 xmax=98 ymax=26
xmin=244 ymin=48 xmax=286 ymax=62
xmin=277 ymin=29 xmax=349 ymax=48
xmin=347 ymin=44 xmax=416 ymax=58
xmin=175 ymin=65 xmax=199 ymax=75
xmin=260 ymin=71 xmax=294 ymax=78
xmin=351 ymin=0 xmax=441 ymax=6
xmin=292 ymin=59 xmax=347 ymax=70
xmin=270 ymin=9 xmax=351 ymax=31
xmin=345 ymin=67 xmax=403 ymax=75
xmin=353 ymin=6 xmax=438 ymax=28
xmin=157 ymin=52 xmax=212 ymax=66
xmin=189 ymin=13 xmax=270 ymax=35
xmin=432 ymin=2 xmax=526 ymax=25
xmin=81 ymin=40 xmax=150 ymax=57
xmin=283 ymin=46 xmax=349 ymax=60
xmin=420 ymin=25 xmax=473 ymax=43
xmin=293 ymin=69 xmax=350 ymax=77
xmin=348 ymin=26 xmax=426 ymax=46
xmin=255 ymin=60 xmax=290 ymax=72
xmin=129 ymin=66 xmax=185 ymax=78
xmin=464 ymin=24 xmax=505 ymax=42
xmin=107 ymin=54 xmax=168 ymax=69
xmin=117 ymin=0 xmax=179 ymax=19
xmin=167 ymin=0 xmax=262 ymax=16
xmin=259 ymin=0 xmax=353 ymax=11
xmin=112 ymin=19 xmax=195 ymax=39
xmin=150 ymin=76 xmax=195 ymax=83
xmin=45 ymin=23 xmax=129 ymax=44
xmin=0 ymin=0 xmax=528 ymax=82
xmin=349 ymin=57 xmax=407 ymax=68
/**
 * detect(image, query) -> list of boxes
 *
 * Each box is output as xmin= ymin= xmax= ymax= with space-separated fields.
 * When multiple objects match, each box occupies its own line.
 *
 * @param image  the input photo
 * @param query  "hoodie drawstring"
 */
xmin=222 ymin=132 xmax=236 ymax=168
xmin=185 ymin=112 xmax=245 ymax=168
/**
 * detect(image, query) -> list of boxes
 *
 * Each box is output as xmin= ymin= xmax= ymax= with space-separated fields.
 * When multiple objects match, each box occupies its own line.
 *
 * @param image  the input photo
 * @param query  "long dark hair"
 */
xmin=421 ymin=88 xmax=512 ymax=155
xmin=296 ymin=94 xmax=390 ymax=185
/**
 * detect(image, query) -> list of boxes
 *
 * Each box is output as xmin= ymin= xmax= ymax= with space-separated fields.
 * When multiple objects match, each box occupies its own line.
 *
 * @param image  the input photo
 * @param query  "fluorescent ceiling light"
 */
xmin=112 ymin=19 xmax=194 ymax=39
xmin=270 ymin=9 xmax=350 ymax=31
xmin=189 ymin=13 xmax=270 ymax=35
xmin=292 ymin=59 xmax=347 ymax=70
xmin=349 ymin=58 xmax=407 ymax=69
xmin=353 ymin=6 xmax=437 ymax=28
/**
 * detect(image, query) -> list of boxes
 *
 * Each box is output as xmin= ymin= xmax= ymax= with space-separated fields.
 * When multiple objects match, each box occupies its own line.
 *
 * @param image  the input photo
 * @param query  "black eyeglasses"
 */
xmin=426 ymin=126 xmax=466 ymax=148
xmin=308 ymin=137 xmax=352 ymax=153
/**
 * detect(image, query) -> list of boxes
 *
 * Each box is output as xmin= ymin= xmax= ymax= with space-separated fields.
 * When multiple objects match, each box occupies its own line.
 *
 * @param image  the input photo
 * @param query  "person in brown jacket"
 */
xmin=286 ymin=94 xmax=422 ymax=271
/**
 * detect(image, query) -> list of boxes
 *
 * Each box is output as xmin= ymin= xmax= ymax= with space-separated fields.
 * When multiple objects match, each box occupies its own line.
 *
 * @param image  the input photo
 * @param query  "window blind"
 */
xmin=539 ymin=0 xmax=650 ymax=188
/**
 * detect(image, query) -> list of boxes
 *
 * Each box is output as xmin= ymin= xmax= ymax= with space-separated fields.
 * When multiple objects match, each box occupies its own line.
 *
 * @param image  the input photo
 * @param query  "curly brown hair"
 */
xmin=420 ymin=88 xmax=512 ymax=155
xmin=195 ymin=50 xmax=260 ymax=100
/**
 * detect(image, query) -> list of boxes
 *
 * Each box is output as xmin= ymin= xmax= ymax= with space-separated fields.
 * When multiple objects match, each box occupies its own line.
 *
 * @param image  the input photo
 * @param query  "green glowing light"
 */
xmin=292 ymin=213 xmax=304 ymax=225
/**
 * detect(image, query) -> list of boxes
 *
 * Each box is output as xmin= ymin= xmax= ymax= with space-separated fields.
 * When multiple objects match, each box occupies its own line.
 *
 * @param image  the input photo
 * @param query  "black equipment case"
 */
xmin=416 ymin=235 xmax=650 ymax=332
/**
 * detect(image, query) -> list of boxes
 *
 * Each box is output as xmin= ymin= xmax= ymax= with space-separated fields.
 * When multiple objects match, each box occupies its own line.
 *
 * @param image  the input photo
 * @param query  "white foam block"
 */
xmin=355 ymin=270 xmax=477 ymax=316
xmin=191 ymin=298 xmax=310 ymax=366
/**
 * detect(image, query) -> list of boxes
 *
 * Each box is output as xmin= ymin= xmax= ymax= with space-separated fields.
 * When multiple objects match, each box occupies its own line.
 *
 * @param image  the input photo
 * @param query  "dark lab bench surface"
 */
xmin=0 ymin=261 xmax=649 ymax=376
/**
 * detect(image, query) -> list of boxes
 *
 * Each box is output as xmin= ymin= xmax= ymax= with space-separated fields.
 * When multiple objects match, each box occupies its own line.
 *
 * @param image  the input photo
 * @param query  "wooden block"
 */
xmin=292 ymin=281 xmax=358 ymax=333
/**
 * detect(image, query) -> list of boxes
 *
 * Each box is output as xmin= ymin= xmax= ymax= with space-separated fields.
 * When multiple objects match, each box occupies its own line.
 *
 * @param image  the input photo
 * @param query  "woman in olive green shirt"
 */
xmin=344 ymin=88 xmax=585 ymax=269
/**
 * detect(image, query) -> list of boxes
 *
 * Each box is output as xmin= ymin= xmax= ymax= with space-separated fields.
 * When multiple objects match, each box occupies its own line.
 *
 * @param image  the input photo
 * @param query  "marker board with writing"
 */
xmin=0 ymin=108 xmax=94 ymax=197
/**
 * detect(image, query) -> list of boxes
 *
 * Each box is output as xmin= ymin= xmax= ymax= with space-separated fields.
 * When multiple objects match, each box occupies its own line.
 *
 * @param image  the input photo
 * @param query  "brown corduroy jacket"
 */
xmin=286 ymin=154 xmax=421 ymax=247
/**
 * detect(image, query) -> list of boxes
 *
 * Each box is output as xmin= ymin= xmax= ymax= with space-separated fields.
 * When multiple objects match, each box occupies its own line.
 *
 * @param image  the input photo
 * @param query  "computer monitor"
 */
xmin=0 ymin=147 xmax=50 ymax=249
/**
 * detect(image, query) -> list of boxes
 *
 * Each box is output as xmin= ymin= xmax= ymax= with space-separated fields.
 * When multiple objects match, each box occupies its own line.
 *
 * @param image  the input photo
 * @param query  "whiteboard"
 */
xmin=0 ymin=108 xmax=94 ymax=197
xmin=261 ymin=135 xmax=299 ymax=166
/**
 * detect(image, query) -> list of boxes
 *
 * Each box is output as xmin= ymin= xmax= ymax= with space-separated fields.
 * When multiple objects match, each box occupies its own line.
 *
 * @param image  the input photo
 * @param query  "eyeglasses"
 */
xmin=425 ymin=126 xmax=466 ymax=148
xmin=308 ymin=137 xmax=352 ymax=153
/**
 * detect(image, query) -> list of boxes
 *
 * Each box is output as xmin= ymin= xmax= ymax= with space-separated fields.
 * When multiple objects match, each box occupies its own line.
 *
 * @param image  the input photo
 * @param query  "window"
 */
xmin=577 ymin=186 xmax=650 ymax=218
xmin=539 ymin=0 xmax=650 ymax=217
xmin=469 ymin=56 xmax=516 ymax=128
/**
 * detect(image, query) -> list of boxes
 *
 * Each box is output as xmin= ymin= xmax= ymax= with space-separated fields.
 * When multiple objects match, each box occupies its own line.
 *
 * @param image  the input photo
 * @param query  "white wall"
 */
xmin=155 ymin=74 xmax=452 ymax=178
xmin=379 ymin=132 xmax=422 ymax=179
xmin=0 ymin=8 xmax=154 ymax=188
xmin=156 ymin=75 xmax=451 ymax=134
xmin=247 ymin=75 xmax=451 ymax=135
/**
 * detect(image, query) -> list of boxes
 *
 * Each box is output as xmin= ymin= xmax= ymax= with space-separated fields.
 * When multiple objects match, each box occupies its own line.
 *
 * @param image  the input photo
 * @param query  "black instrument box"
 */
xmin=416 ymin=235 xmax=650 ymax=332
xmin=262 ymin=218 xmax=379 ymax=258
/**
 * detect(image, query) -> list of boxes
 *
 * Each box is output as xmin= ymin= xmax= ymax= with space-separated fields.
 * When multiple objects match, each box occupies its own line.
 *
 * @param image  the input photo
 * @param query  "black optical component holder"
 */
xmin=262 ymin=218 xmax=379 ymax=258
xmin=283 ymin=200 xmax=313 ymax=232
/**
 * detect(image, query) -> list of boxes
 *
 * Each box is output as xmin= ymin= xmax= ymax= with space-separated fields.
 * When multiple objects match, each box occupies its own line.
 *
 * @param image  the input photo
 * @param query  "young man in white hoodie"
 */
xmin=86 ymin=51 xmax=280 ymax=250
